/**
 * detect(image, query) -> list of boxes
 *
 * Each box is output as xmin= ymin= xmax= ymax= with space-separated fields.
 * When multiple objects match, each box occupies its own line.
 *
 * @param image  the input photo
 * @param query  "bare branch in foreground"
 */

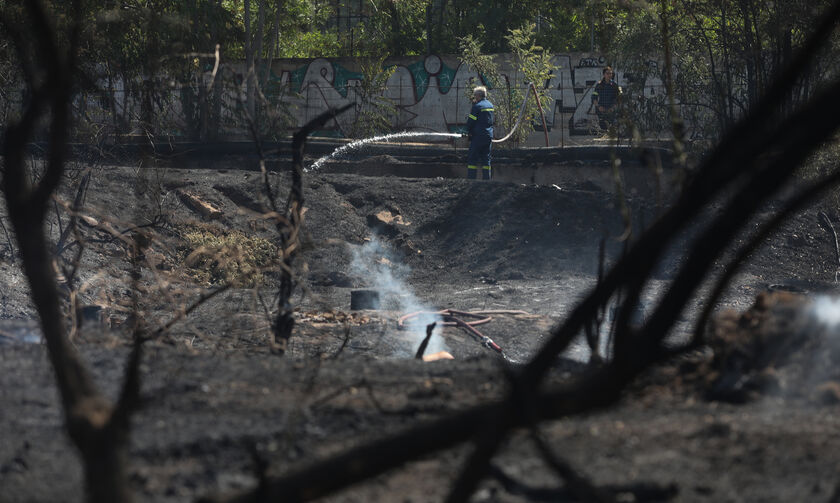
xmin=198 ymin=2 xmax=840 ymax=500
xmin=414 ymin=322 xmax=436 ymax=359
xmin=272 ymin=104 xmax=353 ymax=354
xmin=0 ymin=2 xmax=144 ymax=501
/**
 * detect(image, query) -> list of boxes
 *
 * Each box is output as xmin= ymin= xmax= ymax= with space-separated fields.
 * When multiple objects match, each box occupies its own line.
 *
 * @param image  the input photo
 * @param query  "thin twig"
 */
xmin=487 ymin=465 xmax=676 ymax=502
xmin=529 ymin=428 xmax=614 ymax=503
xmin=272 ymin=104 xmax=353 ymax=354
xmin=112 ymin=235 xmax=145 ymax=430
xmin=331 ymin=322 xmax=352 ymax=359
xmin=818 ymin=211 xmax=840 ymax=281
xmin=150 ymin=284 xmax=232 ymax=340
xmin=0 ymin=212 xmax=16 ymax=259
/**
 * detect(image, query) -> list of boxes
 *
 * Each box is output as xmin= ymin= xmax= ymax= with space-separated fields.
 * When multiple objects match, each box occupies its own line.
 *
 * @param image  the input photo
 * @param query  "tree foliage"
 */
xmin=348 ymin=55 xmax=397 ymax=138
xmin=505 ymin=23 xmax=556 ymax=144
xmin=460 ymin=23 xmax=556 ymax=145
xmin=605 ymin=0 xmax=840 ymax=140
xmin=4 ymin=0 xmax=840 ymax=146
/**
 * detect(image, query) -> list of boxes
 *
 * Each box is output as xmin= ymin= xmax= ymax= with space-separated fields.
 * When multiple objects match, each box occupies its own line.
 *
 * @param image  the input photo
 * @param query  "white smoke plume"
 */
xmin=813 ymin=295 xmax=840 ymax=326
xmin=350 ymin=236 xmax=448 ymax=357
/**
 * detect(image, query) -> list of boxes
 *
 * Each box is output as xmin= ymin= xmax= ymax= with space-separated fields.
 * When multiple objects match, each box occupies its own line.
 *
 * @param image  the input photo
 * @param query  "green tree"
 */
xmin=505 ymin=23 xmax=556 ymax=144
xmin=460 ymin=23 xmax=556 ymax=145
xmin=349 ymin=55 xmax=397 ymax=138
xmin=458 ymin=33 xmax=511 ymax=133
xmin=427 ymin=0 xmax=597 ymax=55
xmin=605 ymin=0 xmax=840 ymax=141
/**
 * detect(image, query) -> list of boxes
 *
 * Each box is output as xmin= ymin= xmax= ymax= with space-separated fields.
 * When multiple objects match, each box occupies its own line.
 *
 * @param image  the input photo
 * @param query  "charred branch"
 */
xmin=818 ymin=211 xmax=840 ymax=281
xmin=0 ymin=2 xmax=142 ymax=501
xmin=272 ymin=104 xmax=352 ymax=354
xmin=200 ymin=1 xmax=840 ymax=501
xmin=488 ymin=464 xmax=677 ymax=502
xmin=414 ymin=322 xmax=436 ymax=359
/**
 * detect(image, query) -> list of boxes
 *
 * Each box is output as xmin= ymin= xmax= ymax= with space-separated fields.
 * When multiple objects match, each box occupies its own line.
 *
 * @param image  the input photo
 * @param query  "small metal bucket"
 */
xmin=350 ymin=289 xmax=380 ymax=310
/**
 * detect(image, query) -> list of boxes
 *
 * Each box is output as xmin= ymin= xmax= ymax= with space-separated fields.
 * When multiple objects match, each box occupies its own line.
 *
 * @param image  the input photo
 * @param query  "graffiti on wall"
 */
xmin=15 ymin=53 xmax=666 ymax=143
xmin=257 ymin=53 xmax=666 ymax=144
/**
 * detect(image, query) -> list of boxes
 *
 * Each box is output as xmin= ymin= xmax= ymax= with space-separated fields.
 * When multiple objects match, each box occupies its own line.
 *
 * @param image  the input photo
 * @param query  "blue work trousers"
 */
xmin=467 ymin=136 xmax=492 ymax=180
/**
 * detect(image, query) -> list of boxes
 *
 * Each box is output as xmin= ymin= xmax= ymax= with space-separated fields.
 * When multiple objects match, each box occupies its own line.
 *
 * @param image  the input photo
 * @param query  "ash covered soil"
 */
xmin=3 ymin=151 xmax=840 ymax=502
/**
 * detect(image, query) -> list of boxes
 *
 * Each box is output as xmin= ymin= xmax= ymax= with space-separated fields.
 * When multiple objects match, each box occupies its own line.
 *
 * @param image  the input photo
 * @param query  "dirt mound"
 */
xmin=308 ymin=174 xmax=650 ymax=283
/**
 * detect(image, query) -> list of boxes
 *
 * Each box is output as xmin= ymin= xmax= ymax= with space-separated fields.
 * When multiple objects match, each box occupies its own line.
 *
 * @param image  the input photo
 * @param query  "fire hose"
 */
xmin=398 ymin=309 xmax=529 ymax=357
xmin=492 ymin=83 xmax=549 ymax=146
xmin=491 ymin=94 xmax=530 ymax=144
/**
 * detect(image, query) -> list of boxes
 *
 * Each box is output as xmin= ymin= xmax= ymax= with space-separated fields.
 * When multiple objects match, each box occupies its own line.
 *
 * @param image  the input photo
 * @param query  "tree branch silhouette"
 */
xmin=200 ymin=1 xmax=840 ymax=501
xmin=272 ymin=103 xmax=353 ymax=354
xmin=2 ymin=2 xmax=139 ymax=501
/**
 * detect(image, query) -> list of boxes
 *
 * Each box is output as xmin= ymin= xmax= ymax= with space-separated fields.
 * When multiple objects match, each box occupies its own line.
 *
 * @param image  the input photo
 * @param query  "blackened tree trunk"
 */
xmin=1 ymin=2 xmax=142 ymax=501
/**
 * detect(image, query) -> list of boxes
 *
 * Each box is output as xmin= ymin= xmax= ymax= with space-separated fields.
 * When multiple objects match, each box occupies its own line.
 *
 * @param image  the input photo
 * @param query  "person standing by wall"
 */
xmin=465 ymin=86 xmax=494 ymax=180
xmin=591 ymin=66 xmax=621 ymax=132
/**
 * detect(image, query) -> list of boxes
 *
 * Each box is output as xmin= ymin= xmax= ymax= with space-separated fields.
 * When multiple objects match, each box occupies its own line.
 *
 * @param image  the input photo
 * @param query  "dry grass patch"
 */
xmin=177 ymin=224 xmax=279 ymax=287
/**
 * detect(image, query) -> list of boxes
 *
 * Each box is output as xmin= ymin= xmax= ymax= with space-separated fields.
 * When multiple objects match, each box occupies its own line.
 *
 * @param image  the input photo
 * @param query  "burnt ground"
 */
xmin=3 ymin=144 xmax=840 ymax=502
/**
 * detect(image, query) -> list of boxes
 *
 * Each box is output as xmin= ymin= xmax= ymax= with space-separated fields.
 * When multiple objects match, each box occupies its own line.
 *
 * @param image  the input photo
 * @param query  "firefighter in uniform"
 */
xmin=465 ymin=86 xmax=494 ymax=180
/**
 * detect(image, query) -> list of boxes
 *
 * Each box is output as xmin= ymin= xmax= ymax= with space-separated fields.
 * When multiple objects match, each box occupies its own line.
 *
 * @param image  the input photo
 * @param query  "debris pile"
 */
xmin=296 ymin=310 xmax=373 ymax=326
xmin=705 ymin=290 xmax=840 ymax=403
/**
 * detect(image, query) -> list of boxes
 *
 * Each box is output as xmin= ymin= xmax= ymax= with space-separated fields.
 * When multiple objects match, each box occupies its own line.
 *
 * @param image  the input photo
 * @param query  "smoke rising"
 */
xmin=813 ymin=295 xmax=840 ymax=326
xmin=350 ymin=236 xmax=448 ymax=357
